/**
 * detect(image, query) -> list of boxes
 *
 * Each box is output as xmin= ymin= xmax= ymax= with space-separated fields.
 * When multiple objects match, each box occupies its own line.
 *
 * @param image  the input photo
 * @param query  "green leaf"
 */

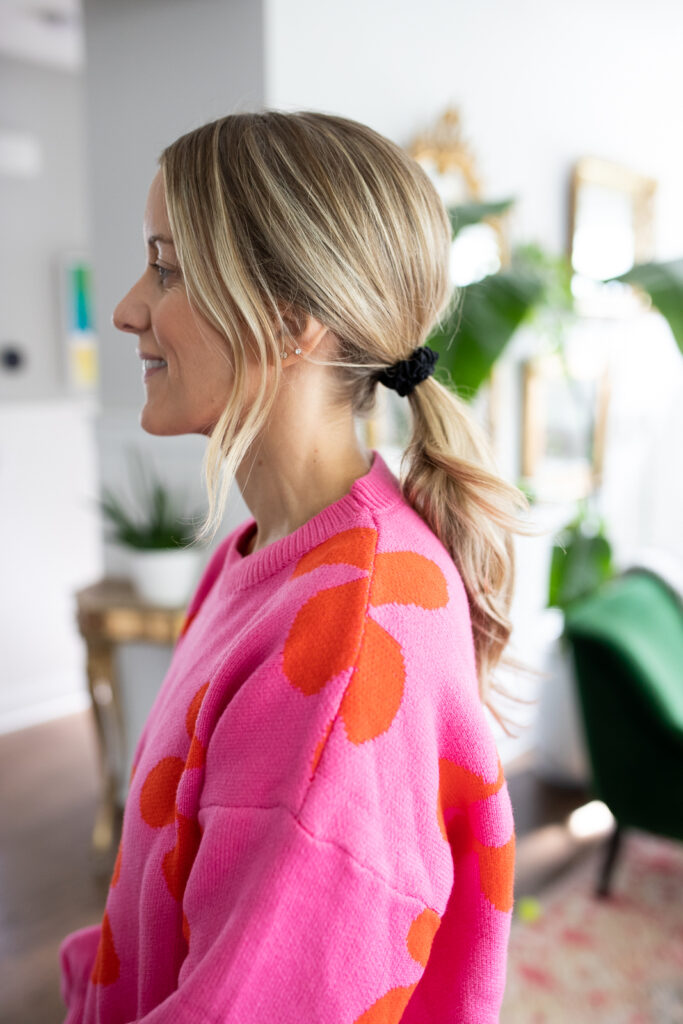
xmin=605 ymin=258 xmax=683 ymax=355
xmin=509 ymin=243 xmax=575 ymax=313
xmin=447 ymin=198 xmax=516 ymax=239
xmin=548 ymin=516 xmax=614 ymax=611
xmin=428 ymin=268 xmax=545 ymax=397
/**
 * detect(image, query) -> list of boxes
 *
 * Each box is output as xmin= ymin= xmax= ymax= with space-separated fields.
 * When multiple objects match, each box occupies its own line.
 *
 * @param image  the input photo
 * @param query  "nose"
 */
xmin=112 ymin=280 xmax=149 ymax=334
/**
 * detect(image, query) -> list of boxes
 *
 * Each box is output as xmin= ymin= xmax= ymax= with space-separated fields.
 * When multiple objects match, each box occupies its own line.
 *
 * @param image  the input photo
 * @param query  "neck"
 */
xmin=235 ymin=427 xmax=372 ymax=556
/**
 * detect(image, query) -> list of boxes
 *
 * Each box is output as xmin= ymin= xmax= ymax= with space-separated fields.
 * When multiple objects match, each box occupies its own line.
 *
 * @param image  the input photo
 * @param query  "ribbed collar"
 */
xmin=219 ymin=449 xmax=403 ymax=592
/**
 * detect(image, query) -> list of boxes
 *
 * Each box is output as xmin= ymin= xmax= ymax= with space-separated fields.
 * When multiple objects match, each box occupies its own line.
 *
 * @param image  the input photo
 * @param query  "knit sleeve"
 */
xmin=112 ymin=802 xmax=439 ymax=1024
xmin=59 ymin=923 xmax=101 ymax=1022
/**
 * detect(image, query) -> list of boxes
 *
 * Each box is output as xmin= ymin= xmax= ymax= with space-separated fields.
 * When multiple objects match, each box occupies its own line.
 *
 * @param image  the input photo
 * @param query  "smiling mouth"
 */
xmin=143 ymin=362 xmax=167 ymax=381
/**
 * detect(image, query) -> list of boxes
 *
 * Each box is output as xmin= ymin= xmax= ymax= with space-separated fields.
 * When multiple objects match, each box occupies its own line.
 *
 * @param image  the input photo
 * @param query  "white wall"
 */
xmin=265 ymin=0 xmax=682 ymax=260
xmin=0 ymin=398 xmax=102 ymax=732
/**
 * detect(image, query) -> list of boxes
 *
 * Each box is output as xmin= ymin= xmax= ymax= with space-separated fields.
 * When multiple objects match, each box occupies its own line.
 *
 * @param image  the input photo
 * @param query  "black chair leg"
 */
xmin=595 ymin=821 xmax=623 ymax=898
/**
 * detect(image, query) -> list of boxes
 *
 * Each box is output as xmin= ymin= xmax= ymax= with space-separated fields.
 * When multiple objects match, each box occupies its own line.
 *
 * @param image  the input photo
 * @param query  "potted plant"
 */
xmin=97 ymin=446 xmax=207 ymax=608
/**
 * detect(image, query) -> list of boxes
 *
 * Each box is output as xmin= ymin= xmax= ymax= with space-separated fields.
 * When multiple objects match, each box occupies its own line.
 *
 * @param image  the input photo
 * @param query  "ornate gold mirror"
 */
xmin=568 ymin=156 xmax=657 ymax=317
xmin=408 ymin=106 xmax=510 ymax=282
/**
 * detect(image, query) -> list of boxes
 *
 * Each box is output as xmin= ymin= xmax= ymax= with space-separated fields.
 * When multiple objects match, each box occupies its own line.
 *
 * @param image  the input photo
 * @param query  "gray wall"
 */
xmin=83 ymin=0 xmax=265 ymax=411
xmin=0 ymin=56 xmax=89 ymax=402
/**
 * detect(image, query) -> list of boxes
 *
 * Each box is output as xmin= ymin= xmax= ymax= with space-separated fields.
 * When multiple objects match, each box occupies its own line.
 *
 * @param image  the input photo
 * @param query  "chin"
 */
xmin=139 ymin=410 xmax=181 ymax=436
xmin=139 ymin=408 xmax=214 ymax=437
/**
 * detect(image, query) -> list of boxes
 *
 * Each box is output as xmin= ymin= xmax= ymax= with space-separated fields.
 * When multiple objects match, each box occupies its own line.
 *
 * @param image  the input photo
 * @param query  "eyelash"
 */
xmin=149 ymin=262 xmax=174 ymax=286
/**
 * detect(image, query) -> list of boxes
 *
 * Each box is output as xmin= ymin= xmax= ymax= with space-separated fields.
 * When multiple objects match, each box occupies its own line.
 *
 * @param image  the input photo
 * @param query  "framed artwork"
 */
xmin=58 ymin=250 xmax=99 ymax=395
xmin=520 ymin=351 xmax=611 ymax=504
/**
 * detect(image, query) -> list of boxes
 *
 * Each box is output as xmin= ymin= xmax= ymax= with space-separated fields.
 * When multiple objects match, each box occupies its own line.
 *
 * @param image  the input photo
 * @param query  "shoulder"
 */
xmin=280 ymin=498 xmax=479 ymax=741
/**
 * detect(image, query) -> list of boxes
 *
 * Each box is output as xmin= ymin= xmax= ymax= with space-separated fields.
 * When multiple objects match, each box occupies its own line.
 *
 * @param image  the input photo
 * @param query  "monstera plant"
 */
xmin=426 ymin=199 xmax=577 ymax=399
xmin=427 ymin=199 xmax=683 ymax=398
xmin=607 ymin=257 xmax=683 ymax=355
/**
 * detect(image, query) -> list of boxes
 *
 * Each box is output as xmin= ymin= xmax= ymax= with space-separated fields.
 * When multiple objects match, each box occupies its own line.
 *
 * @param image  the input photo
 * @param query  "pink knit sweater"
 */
xmin=60 ymin=449 xmax=515 ymax=1023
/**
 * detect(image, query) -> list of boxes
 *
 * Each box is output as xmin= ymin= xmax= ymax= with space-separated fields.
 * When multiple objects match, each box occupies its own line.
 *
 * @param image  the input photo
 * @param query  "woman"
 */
xmin=60 ymin=110 xmax=533 ymax=1023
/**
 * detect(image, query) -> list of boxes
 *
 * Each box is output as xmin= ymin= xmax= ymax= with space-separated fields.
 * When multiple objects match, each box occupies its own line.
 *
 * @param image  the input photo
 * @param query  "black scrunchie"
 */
xmin=374 ymin=345 xmax=440 ymax=397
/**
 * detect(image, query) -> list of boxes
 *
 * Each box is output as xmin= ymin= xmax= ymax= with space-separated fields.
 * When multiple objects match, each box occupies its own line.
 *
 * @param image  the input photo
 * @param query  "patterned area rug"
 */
xmin=501 ymin=829 xmax=683 ymax=1023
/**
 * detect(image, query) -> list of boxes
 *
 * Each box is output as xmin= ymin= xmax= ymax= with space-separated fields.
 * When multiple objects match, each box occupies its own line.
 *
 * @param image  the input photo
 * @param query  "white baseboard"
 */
xmin=0 ymin=689 xmax=91 ymax=735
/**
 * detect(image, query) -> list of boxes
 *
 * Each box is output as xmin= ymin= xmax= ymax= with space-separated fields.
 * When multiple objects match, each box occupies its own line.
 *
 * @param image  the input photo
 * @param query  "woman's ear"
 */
xmin=277 ymin=304 xmax=330 ymax=358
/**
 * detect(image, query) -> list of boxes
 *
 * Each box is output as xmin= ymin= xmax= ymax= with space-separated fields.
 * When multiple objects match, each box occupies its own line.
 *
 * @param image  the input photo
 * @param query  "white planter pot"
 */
xmin=126 ymin=547 xmax=205 ymax=608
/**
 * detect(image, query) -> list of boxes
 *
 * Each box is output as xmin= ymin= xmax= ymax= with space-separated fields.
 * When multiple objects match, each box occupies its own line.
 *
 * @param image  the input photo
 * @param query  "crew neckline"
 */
xmin=221 ymin=448 xmax=403 ymax=592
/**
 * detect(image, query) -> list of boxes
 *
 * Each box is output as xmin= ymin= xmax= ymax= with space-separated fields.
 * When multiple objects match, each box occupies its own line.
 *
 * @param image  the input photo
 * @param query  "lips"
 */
xmin=143 ymin=362 xmax=167 ymax=381
xmin=136 ymin=347 xmax=167 ymax=359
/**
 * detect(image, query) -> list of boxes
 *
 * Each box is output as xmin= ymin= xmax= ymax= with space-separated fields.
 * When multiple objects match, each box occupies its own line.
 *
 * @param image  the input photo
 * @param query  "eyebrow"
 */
xmin=147 ymin=234 xmax=175 ymax=246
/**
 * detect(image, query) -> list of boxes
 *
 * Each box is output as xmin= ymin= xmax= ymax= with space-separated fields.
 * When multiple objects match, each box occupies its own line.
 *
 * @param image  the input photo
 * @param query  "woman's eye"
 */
xmin=148 ymin=262 xmax=174 ymax=287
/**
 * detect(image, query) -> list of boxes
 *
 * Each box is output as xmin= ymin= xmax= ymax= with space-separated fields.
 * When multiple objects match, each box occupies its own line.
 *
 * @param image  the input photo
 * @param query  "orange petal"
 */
xmin=406 ymin=907 xmax=441 ymax=966
xmin=182 ymin=912 xmax=191 ymax=945
xmin=292 ymin=527 xmax=377 ymax=578
xmin=162 ymin=812 xmax=202 ymax=902
xmin=139 ymin=757 xmax=185 ymax=829
xmin=90 ymin=911 xmax=120 ymax=987
xmin=340 ymin=618 xmax=405 ymax=744
xmin=111 ymin=840 xmax=122 ymax=888
xmin=354 ymin=984 xmax=417 ymax=1023
xmin=185 ymin=734 xmax=206 ymax=771
xmin=474 ymin=832 xmax=516 ymax=913
xmin=283 ymin=577 xmax=369 ymax=695
xmin=178 ymin=608 xmax=198 ymax=640
xmin=186 ymin=682 xmax=210 ymax=739
xmin=437 ymin=757 xmax=504 ymax=840
xmin=370 ymin=551 xmax=449 ymax=609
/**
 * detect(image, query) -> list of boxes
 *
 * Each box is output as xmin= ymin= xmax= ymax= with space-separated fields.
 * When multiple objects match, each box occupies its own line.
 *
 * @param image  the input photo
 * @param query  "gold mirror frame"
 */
xmin=521 ymin=351 xmax=611 ymax=503
xmin=407 ymin=106 xmax=510 ymax=270
xmin=568 ymin=156 xmax=657 ymax=317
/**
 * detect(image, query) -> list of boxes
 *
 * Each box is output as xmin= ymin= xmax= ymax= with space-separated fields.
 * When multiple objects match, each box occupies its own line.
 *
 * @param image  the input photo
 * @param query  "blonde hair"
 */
xmin=159 ymin=110 xmax=541 ymax=736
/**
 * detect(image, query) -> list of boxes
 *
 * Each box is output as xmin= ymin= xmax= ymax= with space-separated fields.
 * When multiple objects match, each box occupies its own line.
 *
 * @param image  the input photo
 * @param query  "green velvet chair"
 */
xmin=562 ymin=567 xmax=683 ymax=898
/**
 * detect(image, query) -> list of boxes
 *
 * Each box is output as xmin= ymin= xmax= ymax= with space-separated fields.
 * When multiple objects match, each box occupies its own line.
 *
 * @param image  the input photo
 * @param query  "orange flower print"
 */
xmin=283 ymin=528 xmax=449 ymax=755
xmin=438 ymin=755 xmax=515 ymax=913
xmin=90 ymin=911 xmax=120 ymax=987
xmin=353 ymin=907 xmax=441 ymax=1022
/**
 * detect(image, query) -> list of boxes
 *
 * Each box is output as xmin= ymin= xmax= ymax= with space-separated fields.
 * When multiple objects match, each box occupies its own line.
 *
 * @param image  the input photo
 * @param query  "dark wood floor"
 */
xmin=0 ymin=711 xmax=598 ymax=1024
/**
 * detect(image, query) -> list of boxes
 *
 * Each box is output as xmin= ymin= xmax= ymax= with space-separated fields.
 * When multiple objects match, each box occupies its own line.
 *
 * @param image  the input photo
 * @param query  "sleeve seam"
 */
xmin=198 ymin=798 xmax=435 ymax=910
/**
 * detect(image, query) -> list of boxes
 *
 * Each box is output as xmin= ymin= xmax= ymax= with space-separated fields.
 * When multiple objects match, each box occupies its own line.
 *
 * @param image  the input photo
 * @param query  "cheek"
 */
xmin=153 ymin=299 xmax=195 ymax=354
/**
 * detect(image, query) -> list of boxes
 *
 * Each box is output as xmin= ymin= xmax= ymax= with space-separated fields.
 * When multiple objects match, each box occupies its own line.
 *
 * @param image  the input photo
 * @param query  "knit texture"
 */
xmin=59 ymin=449 xmax=516 ymax=1023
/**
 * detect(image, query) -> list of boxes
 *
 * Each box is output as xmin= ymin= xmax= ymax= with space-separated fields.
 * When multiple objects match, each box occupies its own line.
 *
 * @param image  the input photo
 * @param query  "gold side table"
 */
xmin=75 ymin=578 xmax=187 ymax=854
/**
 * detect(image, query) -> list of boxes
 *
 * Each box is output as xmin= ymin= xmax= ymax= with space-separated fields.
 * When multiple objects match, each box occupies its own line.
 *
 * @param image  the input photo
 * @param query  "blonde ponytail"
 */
xmin=400 ymin=374 xmax=542 ymax=735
